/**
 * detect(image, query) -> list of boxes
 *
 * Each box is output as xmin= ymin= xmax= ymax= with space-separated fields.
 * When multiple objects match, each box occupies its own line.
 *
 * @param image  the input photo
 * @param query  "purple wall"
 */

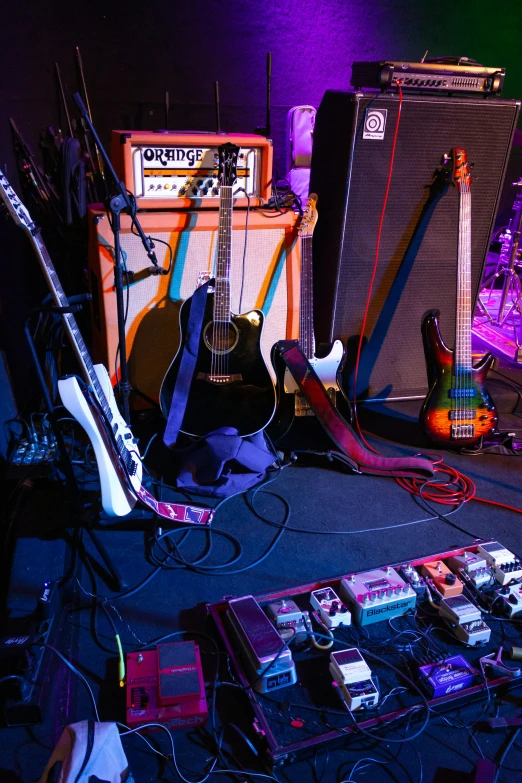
xmin=0 ymin=0 xmax=521 ymax=437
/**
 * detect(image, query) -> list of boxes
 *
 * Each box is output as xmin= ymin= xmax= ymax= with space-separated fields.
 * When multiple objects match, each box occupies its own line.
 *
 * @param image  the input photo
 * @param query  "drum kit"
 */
xmin=476 ymin=177 xmax=522 ymax=361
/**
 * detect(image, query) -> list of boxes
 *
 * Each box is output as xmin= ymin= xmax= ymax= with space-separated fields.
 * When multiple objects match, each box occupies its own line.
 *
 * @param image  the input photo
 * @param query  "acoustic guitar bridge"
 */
xmin=196 ymin=373 xmax=243 ymax=384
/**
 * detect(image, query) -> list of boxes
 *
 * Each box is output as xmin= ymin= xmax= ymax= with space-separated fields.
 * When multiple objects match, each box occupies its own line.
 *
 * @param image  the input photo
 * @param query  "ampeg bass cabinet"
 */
xmin=309 ymin=90 xmax=519 ymax=401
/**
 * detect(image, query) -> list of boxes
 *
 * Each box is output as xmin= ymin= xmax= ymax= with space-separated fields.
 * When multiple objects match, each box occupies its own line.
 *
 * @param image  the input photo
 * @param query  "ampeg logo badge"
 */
xmin=363 ymin=108 xmax=388 ymax=140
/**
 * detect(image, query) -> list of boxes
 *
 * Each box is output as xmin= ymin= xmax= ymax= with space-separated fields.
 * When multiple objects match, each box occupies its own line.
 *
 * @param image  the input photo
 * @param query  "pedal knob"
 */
xmin=445 ymin=573 xmax=456 ymax=585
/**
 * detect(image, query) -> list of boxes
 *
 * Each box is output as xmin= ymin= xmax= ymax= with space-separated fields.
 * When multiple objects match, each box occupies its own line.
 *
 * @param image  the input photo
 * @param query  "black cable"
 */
xmin=233 ymin=187 xmax=250 ymax=314
xmin=494 ymin=728 xmax=521 ymax=783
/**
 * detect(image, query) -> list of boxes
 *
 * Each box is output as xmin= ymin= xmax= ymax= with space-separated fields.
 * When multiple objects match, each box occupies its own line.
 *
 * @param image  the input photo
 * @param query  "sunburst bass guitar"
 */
xmin=420 ymin=148 xmax=498 ymax=448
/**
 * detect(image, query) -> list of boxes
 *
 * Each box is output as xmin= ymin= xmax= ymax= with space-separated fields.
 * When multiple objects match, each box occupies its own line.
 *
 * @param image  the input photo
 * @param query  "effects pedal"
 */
xmin=266 ymin=599 xmax=309 ymax=641
xmin=310 ymin=587 xmax=351 ymax=628
xmin=421 ymin=560 xmax=463 ymax=597
xmin=330 ymin=648 xmax=379 ymax=711
xmin=438 ymin=595 xmax=491 ymax=646
xmin=495 ymin=581 xmax=522 ymax=617
xmin=447 ymin=551 xmax=492 ymax=588
xmin=477 ymin=542 xmax=522 ymax=585
xmin=418 ymin=654 xmax=476 ymax=698
xmin=397 ymin=564 xmax=427 ymax=598
xmin=126 ymin=642 xmax=208 ymax=730
xmin=227 ymin=596 xmax=297 ymax=693
xmin=340 ymin=567 xmax=416 ymax=626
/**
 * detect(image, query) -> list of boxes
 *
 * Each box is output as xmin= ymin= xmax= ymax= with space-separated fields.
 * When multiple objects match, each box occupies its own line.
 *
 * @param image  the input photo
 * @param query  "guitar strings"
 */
xmin=462 ymin=179 xmax=471 ymax=430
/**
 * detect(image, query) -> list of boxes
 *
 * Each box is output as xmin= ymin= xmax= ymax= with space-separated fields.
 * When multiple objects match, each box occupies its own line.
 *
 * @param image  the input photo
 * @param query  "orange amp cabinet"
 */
xmin=88 ymin=208 xmax=300 ymax=406
xmin=111 ymin=131 xmax=273 ymax=210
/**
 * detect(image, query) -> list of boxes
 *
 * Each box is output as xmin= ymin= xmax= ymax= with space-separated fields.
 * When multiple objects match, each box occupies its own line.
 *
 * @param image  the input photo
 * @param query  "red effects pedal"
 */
xmin=126 ymin=641 xmax=208 ymax=730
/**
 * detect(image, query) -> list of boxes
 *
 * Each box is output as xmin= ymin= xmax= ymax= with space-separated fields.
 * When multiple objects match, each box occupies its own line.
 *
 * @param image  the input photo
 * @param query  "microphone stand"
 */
xmin=73 ymin=92 xmax=161 ymax=423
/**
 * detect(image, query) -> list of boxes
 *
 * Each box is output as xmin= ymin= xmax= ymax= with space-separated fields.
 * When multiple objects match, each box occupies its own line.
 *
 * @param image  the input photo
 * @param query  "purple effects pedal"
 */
xmin=418 ymin=655 xmax=476 ymax=698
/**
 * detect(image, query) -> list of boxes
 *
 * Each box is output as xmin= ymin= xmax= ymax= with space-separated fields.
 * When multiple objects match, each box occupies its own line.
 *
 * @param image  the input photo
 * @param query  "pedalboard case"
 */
xmin=208 ymin=542 xmax=522 ymax=769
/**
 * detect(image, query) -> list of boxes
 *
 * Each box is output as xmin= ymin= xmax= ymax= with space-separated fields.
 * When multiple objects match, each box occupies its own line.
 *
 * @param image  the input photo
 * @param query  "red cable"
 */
xmin=349 ymin=87 xmax=522 ymax=517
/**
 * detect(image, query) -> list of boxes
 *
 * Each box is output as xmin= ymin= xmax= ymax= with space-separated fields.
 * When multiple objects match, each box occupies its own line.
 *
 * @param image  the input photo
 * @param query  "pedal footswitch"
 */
xmin=330 ymin=648 xmax=379 ymax=711
xmin=438 ymin=595 xmax=491 ymax=646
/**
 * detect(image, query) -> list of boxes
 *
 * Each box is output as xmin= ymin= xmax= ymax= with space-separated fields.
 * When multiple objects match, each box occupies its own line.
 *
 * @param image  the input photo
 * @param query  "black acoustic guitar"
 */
xmin=160 ymin=143 xmax=276 ymax=438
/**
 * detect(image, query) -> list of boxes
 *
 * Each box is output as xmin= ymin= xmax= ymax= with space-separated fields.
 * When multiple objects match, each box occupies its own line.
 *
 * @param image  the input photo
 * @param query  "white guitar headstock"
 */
xmin=0 ymin=167 xmax=35 ymax=233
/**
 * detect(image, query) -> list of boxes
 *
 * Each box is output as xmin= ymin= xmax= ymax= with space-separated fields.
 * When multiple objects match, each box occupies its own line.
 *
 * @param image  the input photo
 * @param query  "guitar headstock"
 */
xmin=217 ymin=143 xmax=240 ymax=188
xmin=0 ymin=166 xmax=35 ymax=234
xmin=298 ymin=193 xmax=319 ymax=238
xmin=444 ymin=147 xmax=472 ymax=192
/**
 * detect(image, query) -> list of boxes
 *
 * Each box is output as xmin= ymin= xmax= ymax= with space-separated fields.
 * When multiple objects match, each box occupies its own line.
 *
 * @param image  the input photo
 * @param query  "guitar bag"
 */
xmin=61 ymin=137 xmax=87 ymax=225
xmin=163 ymin=281 xmax=276 ymax=497
xmin=274 ymin=340 xmax=435 ymax=480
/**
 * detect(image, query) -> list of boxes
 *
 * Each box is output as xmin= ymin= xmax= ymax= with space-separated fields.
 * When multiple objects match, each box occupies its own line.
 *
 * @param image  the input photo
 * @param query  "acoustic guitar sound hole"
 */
xmin=203 ymin=321 xmax=239 ymax=355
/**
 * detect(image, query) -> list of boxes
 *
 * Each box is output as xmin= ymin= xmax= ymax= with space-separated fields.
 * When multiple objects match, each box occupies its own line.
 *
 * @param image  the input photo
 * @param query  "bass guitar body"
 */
xmin=160 ymin=292 xmax=276 ymax=438
xmin=420 ymin=311 xmax=498 ymax=448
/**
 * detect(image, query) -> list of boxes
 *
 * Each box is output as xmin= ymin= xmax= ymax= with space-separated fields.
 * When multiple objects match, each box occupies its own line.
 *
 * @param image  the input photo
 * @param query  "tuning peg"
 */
xmin=469 ymin=161 xmax=475 ymax=168
xmin=442 ymin=153 xmax=451 ymax=164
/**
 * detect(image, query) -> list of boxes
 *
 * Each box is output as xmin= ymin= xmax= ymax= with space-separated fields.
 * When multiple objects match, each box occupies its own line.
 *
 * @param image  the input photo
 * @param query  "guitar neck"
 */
xmin=214 ymin=184 xmax=232 ymax=322
xmin=31 ymin=230 xmax=110 ymax=413
xmin=299 ymin=234 xmax=315 ymax=360
xmin=454 ymin=188 xmax=472 ymax=372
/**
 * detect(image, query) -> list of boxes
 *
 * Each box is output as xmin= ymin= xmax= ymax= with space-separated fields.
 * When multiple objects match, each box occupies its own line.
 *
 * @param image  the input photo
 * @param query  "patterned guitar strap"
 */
xmin=274 ymin=340 xmax=435 ymax=480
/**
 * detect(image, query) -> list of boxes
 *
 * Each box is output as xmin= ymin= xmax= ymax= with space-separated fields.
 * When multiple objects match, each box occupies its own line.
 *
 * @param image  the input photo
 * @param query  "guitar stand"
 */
xmin=25 ymin=298 xmax=128 ymax=592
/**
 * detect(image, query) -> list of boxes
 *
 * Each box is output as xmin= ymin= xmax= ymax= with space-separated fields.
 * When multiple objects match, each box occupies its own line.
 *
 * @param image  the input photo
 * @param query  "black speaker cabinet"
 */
xmin=310 ymin=90 xmax=520 ymax=400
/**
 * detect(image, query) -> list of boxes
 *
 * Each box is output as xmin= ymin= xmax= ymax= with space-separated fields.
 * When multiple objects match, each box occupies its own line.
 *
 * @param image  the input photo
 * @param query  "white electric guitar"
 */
xmin=271 ymin=194 xmax=350 ymax=437
xmin=0 ymin=167 xmax=142 ymax=516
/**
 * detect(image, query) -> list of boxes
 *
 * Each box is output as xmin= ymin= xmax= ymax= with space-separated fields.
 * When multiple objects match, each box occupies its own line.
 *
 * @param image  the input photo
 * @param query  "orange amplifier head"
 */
xmin=111 ymin=131 xmax=273 ymax=210
xmin=88 ymin=207 xmax=299 ymax=407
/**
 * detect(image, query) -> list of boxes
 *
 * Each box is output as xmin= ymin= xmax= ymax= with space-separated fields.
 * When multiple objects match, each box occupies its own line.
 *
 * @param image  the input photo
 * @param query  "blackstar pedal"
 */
xmin=340 ymin=567 xmax=416 ymax=626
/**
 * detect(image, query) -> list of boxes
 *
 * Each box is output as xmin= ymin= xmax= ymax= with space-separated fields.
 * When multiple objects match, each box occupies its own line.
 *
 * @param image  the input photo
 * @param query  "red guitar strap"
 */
xmin=275 ymin=341 xmax=434 ymax=480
